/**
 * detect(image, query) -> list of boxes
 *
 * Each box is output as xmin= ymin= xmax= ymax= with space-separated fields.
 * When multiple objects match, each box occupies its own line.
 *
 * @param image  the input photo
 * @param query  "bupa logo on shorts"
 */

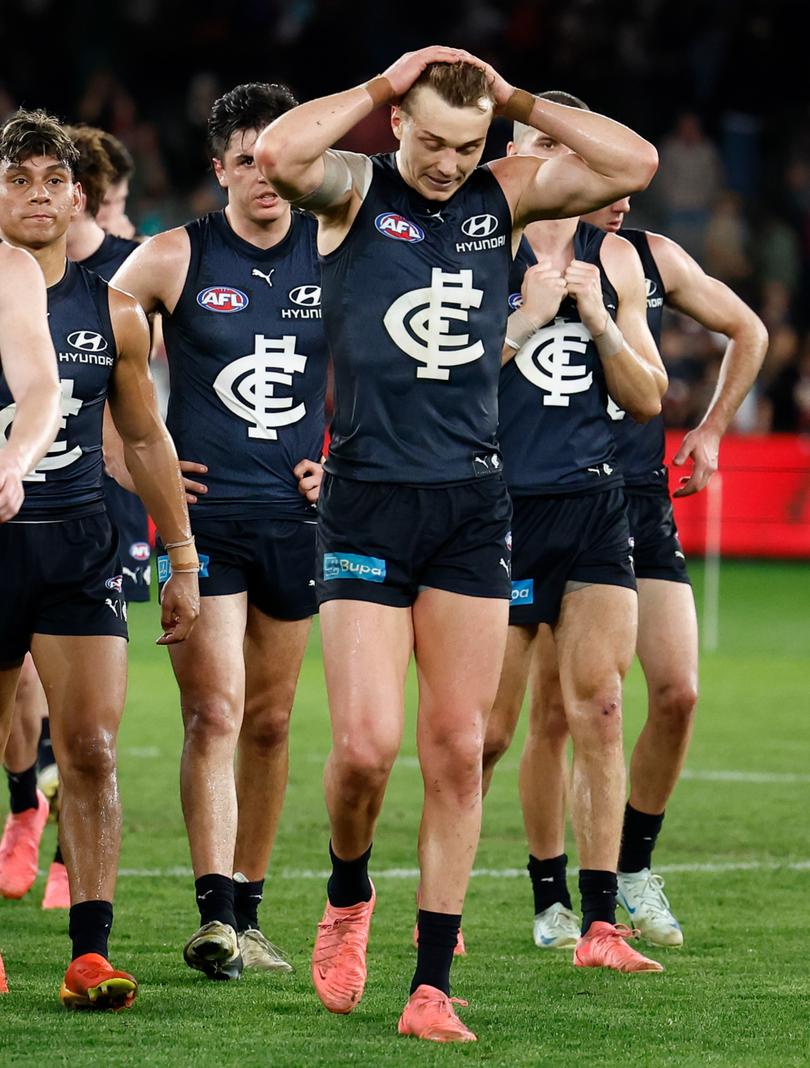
xmin=508 ymin=292 xmax=523 ymax=311
xmin=158 ymin=553 xmax=210 ymax=581
xmin=289 ymin=285 xmax=321 ymax=307
xmin=196 ymin=286 xmax=249 ymax=313
xmin=105 ymin=574 xmax=123 ymax=593
xmin=323 ymin=553 xmax=386 ymax=583
xmin=67 ymin=330 xmax=108 ymax=352
xmin=374 ymin=212 xmax=425 ymax=243
xmin=129 ymin=541 xmax=151 ymax=562
xmin=511 ymin=579 xmax=534 ymax=604
xmin=461 ymin=213 xmax=499 ymax=238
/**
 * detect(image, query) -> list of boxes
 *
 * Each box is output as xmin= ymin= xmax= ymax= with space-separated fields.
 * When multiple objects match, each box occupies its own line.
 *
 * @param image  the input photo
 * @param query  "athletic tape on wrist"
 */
xmin=364 ymin=76 xmax=395 ymax=108
xmin=501 ymin=87 xmax=535 ymax=123
xmin=592 ymin=315 xmax=624 ymax=358
xmin=505 ymin=308 xmax=541 ymax=352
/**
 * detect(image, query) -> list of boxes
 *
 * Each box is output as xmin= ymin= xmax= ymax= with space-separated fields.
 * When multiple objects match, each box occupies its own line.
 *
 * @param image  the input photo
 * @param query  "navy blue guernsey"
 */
xmin=608 ymin=228 xmax=667 ymax=490
xmin=0 ymin=262 xmax=116 ymax=520
xmin=80 ymin=233 xmax=140 ymax=281
xmin=499 ymin=223 xmax=623 ymax=495
xmin=162 ymin=209 xmax=327 ymax=519
xmin=321 ymin=153 xmax=512 ymax=485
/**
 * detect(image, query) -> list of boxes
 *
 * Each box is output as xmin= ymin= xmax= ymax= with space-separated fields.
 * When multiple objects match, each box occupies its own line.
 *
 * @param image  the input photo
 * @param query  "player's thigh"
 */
xmin=413 ymin=588 xmax=508 ymax=745
xmin=636 ymin=578 xmax=698 ymax=697
xmin=319 ymin=598 xmax=412 ymax=759
xmin=31 ymin=634 xmax=128 ymax=753
xmin=168 ymin=593 xmax=249 ymax=710
xmin=243 ymin=604 xmax=312 ymax=712
xmin=555 ymin=583 xmax=638 ymax=700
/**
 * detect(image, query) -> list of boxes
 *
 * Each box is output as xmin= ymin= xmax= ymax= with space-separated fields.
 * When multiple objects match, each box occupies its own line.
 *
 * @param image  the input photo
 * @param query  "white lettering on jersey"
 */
xmin=515 ymin=319 xmax=592 ymax=406
xmin=383 ymin=268 xmax=484 ymax=381
xmin=0 ymin=379 xmax=84 ymax=481
xmin=607 ymin=397 xmax=626 ymax=421
xmin=213 ymin=334 xmax=307 ymax=440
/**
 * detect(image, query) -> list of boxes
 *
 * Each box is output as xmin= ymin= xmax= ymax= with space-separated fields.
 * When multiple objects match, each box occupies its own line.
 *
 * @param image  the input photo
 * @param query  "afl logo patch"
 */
xmin=197 ymin=286 xmax=249 ymax=313
xmin=375 ymin=212 xmax=425 ymax=243
xmin=289 ymin=284 xmax=321 ymax=307
xmin=130 ymin=541 xmax=151 ymax=562
xmin=508 ymin=292 xmax=523 ymax=310
xmin=67 ymin=330 xmax=108 ymax=352
xmin=461 ymin=213 xmax=498 ymax=238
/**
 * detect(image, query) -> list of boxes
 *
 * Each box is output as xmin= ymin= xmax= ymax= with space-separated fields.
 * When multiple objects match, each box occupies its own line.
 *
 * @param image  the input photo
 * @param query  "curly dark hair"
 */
xmin=207 ymin=82 xmax=299 ymax=159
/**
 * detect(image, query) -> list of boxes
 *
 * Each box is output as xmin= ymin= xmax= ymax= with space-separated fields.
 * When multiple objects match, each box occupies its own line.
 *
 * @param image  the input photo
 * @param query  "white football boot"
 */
xmin=532 ymin=902 xmax=581 ymax=948
xmin=238 ymin=928 xmax=293 ymax=972
xmin=617 ymin=869 xmax=683 ymax=947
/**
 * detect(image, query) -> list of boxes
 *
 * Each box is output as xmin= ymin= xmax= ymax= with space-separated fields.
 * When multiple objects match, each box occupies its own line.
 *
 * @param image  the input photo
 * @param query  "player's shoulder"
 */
xmin=127 ymin=223 xmax=192 ymax=270
xmin=0 ymin=241 xmax=40 ymax=281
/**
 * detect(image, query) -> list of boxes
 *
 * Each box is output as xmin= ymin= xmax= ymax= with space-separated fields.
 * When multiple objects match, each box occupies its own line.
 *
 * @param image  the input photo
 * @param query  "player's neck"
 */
xmin=224 ymin=202 xmax=292 ymax=249
xmin=524 ymin=216 xmax=579 ymax=270
xmin=27 ymin=239 xmax=69 ymax=288
xmin=65 ymin=215 xmax=106 ymax=263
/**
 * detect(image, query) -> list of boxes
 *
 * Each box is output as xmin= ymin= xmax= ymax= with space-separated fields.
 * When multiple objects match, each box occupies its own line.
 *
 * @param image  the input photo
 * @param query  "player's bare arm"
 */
xmin=489 ymin=94 xmax=659 ymax=227
xmin=0 ymin=244 xmax=61 ymax=521
xmin=105 ymin=286 xmax=200 ymax=643
xmin=501 ymin=257 xmax=567 ymax=365
xmin=255 ymin=46 xmax=472 ymax=246
xmin=647 ymin=233 xmax=769 ymax=496
xmin=110 ymin=226 xmax=191 ymax=317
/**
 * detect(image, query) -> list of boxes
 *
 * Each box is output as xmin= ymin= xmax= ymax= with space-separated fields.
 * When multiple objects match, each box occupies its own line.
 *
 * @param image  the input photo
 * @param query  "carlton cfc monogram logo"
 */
xmin=0 ymin=379 xmax=83 ymax=481
xmin=213 ymin=334 xmax=307 ymax=440
xmin=383 ymin=268 xmax=484 ymax=381
xmin=515 ymin=319 xmax=593 ymax=406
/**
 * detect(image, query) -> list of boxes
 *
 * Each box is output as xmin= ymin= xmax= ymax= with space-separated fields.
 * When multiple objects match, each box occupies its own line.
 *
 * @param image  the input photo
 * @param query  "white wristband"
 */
xmin=505 ymin=308 xmax=541 ymax=352
xmin=592 ymin=315 xmax=624 ymax=358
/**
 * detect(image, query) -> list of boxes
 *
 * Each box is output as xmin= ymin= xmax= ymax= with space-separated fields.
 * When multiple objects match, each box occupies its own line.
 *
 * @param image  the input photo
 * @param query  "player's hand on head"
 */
xmin=520 ymin=258 xmax=567 ymax=327
xmin=179 ymin=460 xmax=208 ymax=505
xmin=564 ymin=260 xmax=608 ymax=336
xmin=294 ymin=458 xmax=324 ymax=504
xmin=381 ymin=46 xmax=472 ymax=97
xmin=157 ymin=571 xmax=200 ymax=645
xmin=672 ymin=425 xmax=720 ymax=497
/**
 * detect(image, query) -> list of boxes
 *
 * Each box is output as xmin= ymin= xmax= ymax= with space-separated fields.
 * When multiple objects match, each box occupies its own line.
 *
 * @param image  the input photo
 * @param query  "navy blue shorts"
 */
xmin=102 ymin=474 xmax=151 ymax=603
xmin=625 ymin=489 xmax=690 ymax=583
xmin=156 ymin=515 xmax=317 ymax=621
xmin=316 ymin=474 xmax=513 ymax=608
xmin=0 ymin=511 xmax=128 ymax=667
xmin=509 ymin=487 xmax=636 ymax=627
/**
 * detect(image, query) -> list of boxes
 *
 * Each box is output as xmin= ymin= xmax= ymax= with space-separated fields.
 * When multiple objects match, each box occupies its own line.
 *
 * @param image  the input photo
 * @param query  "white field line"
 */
xmin=112 ymin=859 xmax=810 ymax=879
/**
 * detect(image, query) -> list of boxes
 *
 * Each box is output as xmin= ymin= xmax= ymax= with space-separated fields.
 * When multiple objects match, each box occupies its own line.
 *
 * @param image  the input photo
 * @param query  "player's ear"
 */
xmin=72 ymin=181 xmax=85 ymax=217
xmin=211 ymin=157 xmax=227 ymax=188
xmin=506 ymin=140 xmax=516 ymax=156
xmin=390 ymin=105 xmax=404 ymax=143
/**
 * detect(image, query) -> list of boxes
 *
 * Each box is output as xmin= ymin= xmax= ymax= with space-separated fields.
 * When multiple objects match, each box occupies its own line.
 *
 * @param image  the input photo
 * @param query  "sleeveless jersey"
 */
xmin=608 ymin=228 xmax=667 ymax=489
xmin=321 ymin=153 xmax=513 ymax=485
xmin=499 ymin=222 xmax=623 ymax=496
xmin=162 ymin=209 xmax=327 ymax=519
xmin=79 ymin=233 xmax=140 ymax=281
xmin=0 ymin=262 xmax=116 ymax=520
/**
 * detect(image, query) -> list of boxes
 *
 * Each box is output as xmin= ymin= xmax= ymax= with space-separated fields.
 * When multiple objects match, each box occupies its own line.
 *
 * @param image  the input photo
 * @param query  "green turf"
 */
xmin=1 ymin=561 xmax=809 ymax=1065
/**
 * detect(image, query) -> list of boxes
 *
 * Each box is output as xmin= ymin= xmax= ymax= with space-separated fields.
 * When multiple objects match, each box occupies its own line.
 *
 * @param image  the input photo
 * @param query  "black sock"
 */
xmin=6 ymin=763 xmax=38 ymax=814
xmin=54 ymin=840 xmax=64 ymax=865
xmin=618 ymin=803 xmax=665 ymax=873
xmin=69 ymin=899 xmax=113 ymax=960
xmin=233 ymin=873 xmax=264 ymax=933
xmin=327 ymin=842 xmax=372 ymax=908
xmin=195 ymin=873 xmax=237 ymax=928
xmin=579 ymin=869 xmax=617 ymax=933
xmin=37 ymin=718 xmax=53 ymax=771
xmin=528 ymin=853 xmax=572 ymax=914
xmin=410 ymin=910 xmax=460 ymax=996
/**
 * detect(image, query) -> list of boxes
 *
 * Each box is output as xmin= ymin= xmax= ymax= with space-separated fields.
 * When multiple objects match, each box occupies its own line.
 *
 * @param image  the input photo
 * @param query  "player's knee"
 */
xmin=422 ymin=731 xmax=483 ymax=796
xmin=333 ymin=737 xmax=398 ymax=791
xmin=529 ymin=696 xmax=569 ymax=745
xmin=59 ymin=729 xmax=116 ymax=781
xmin=241 ymin=704 xmax=292 ymax=753
xmin=182 ymin=693 xmax=240 ymax=743
xmin=482 ymin=708 xmax=518 ymax=771
xmin=651 ymin=680 xmax=698 ymax=735
xmin=568 ymin=682 xmax=624 ymax=743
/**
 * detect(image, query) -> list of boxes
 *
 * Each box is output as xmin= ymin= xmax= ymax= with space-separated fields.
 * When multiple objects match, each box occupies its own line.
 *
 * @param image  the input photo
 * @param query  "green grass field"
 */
xmin=1 ymin=560 xmax=809 ymax=1066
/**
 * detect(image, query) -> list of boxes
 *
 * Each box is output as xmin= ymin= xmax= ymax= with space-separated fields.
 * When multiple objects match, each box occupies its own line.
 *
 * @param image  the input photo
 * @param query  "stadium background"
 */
xmin=0 ymin=2 xmax=808 ymax=1064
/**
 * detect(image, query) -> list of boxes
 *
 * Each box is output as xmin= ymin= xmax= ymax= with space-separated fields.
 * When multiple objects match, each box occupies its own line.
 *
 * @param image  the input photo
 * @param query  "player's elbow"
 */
xmin=628 ymin=393 xmax=662 ymax=423
xmin=255 ymin=124 xmax=289 ymax=182
xmin=626 ymin=142 xmax=659 ymax=193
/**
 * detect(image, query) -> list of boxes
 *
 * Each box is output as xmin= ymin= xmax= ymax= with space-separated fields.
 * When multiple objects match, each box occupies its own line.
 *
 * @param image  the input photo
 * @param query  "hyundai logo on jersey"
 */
xmin=374 ymin=212 xmax=425 ymax=243
xmin=196 ymin=286 xmax=249 ymax=313
xmin=66 ymin=330 xmax=109 ymax=352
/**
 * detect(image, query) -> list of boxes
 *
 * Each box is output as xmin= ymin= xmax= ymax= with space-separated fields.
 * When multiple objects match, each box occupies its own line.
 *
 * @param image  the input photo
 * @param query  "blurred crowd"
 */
xmin=1 ymin=0 xmax=808 ymax=432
